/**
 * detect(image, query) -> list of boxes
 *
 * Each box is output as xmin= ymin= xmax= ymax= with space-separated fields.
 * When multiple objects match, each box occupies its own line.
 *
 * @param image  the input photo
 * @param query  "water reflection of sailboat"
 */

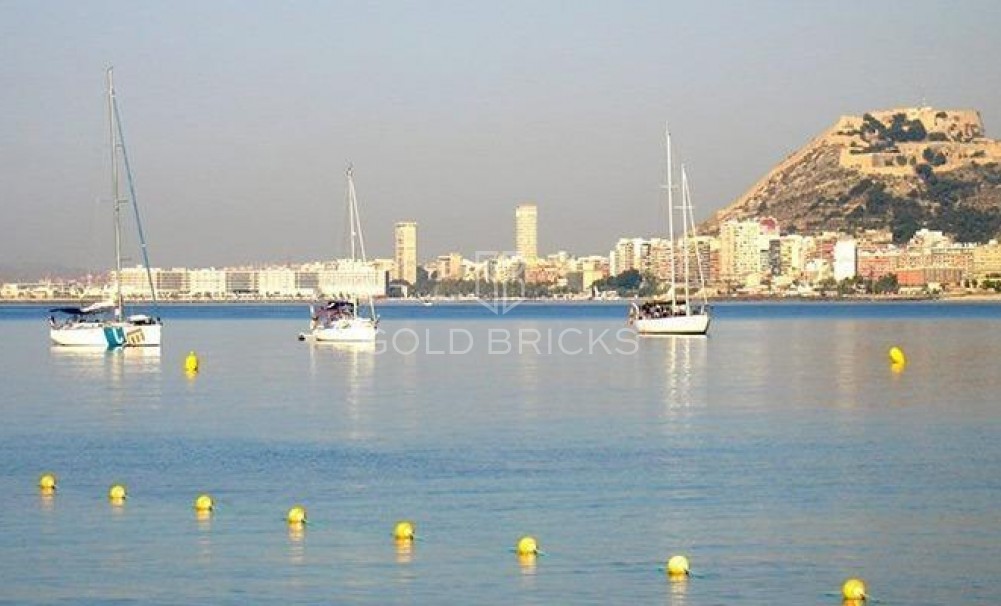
xmin=307 ymin=340 xmax=377 ymax=358
xmin=307 ymin=339 xmax=376 ymax=437
xmin=640 ymin=335 xmax=707 ymax=411
xmin=50 ymin=346 xmax=161 ymax=378
xmin=50 ymin=347 xmax=161 ymax=411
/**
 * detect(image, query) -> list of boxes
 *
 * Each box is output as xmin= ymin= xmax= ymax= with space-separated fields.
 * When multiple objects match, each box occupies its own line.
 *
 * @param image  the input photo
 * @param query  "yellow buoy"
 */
xmin=184 ymin=351 xmax=199 ymax=373
xmin=393 ymin=520 xmax=415 ymax=541
xmin=194 ymin=493 xmax=214 ymax=512
xmin=842 ymin=578 xmax=867 ymax=600
xmin=108 ymin=483 xmax=127 ymax=501
xmin=516 ymin=535 xmax=538 ymax=556
xmin=38 ymin=472 xmax=57 ymax=491
xmin=666 ymin=554 xmax=690 ymax=576
xmin=888 ymin=346 xmax=906 ymax=365
xmin=287 ymin=505 xmax=307 ymax=525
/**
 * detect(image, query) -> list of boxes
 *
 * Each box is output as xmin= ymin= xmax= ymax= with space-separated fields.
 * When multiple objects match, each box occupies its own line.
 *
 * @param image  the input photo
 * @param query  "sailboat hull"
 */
xmin=50 ymin=322 xmax=161 ymax=348
xmin=634 ymin=313 xmax=710 ymax=336
xmin=307 ymin=318 xmax=377 ymax=343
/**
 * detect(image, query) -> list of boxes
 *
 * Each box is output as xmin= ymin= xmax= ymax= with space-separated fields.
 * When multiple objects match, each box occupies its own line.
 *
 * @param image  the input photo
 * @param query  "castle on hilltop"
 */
xmin=832 ymin=107 xmax=1001 ymax=176
xmin=702 ymin=105 xmax=1001 ymax=241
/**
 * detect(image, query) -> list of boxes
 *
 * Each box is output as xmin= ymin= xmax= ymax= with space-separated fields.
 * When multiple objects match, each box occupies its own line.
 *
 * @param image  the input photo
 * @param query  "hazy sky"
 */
xmin=2 ymin=1 xmax=999 ymax=272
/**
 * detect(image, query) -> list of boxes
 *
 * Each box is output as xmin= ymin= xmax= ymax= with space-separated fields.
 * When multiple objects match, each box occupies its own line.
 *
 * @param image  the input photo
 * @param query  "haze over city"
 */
xmin=2 ymin=0 xmax=1000 ymax=274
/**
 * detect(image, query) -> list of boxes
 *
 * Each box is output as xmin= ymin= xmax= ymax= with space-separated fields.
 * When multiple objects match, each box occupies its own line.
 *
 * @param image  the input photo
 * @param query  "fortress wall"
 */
xmin=708 ymin=107 xmax=999 ymax=227
xmin=834 ymin=108 xmax=999 ymax=175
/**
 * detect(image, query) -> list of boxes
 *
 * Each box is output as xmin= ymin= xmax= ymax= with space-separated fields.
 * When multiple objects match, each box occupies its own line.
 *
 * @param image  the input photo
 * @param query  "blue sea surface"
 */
xmin=1 ymin=301 xmax=999 ymax=604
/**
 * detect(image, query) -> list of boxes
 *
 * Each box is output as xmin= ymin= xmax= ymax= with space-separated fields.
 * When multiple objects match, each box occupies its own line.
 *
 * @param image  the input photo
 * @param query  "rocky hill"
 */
xmin=703 ymin=107 xmax=1001 ymax=243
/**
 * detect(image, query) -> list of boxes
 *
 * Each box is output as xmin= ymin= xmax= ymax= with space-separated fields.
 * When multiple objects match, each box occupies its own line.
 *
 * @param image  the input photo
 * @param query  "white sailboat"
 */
xmin=49 ymin=68 xmax=162 ymax=348
xmin=298 ymin=166 xmax=378 ymax=343
xmin=630 ymin=124 xmax=711 ymax=336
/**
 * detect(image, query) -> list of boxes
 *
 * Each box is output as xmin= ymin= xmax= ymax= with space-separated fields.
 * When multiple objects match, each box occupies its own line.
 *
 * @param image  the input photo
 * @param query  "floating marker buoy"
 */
xmin=108 ymin=483 xmax=127 ymax=501
xmin=888 ymin=346 xmax=906 ymax=365
xmin=393 ymin=520 xmax=415 ymax=541
xmin=185 ymin=351 xmax=199 ymax=373
xmin=287 ymin=505 xmax=307 ymax=525
xmin=194 ymin=494 xmax=214 ymax=512
xmin=842 ymin=578 xmax=867 ymax=600
xmin=667 ymin=555 xmax=690 ymax=576
xmin=38 ymin=472 xmax=57 ymax=491
xmin=516 ymin=535 xmax=538 ymax=556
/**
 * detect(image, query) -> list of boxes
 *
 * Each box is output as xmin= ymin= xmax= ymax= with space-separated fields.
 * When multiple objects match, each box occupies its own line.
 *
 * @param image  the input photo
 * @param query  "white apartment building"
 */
xmin=315 ymin=260 xmax=386 ymax=298
xmin=833 ymin=239 xmax=858 ymax=282
xmin=257 ymin=267 xmax=298 ymax=297
xmin=189 ymin=268 xmax=227 ymax=297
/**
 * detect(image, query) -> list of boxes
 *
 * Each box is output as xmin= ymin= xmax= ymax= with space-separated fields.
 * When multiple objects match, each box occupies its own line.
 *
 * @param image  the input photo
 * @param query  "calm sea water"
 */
xmin=1 ymin=301 xmax=999 ymax=605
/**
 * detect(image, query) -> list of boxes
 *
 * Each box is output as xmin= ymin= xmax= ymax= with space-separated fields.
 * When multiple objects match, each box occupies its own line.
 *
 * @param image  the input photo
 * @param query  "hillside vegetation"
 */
xmin=703 ymin=108 xmax=1001 ymax=243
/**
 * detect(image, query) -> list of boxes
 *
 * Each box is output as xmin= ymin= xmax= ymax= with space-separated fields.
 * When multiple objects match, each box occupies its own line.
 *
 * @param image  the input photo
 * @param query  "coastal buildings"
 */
xmin=833 ymin=240 xmax=858 ymax=282
xmin=394 ymin=221 xmax=418 ymax=285
xmin=8 ymin=210 xmax=1001 ymax=301
xmin=972 ymin=241 xmax=1001 ymax=279
xmin=433 ymin=252 xmax=465 ymax=281
xmin=100 ymin=262 xmax=388 ymax=300
xmin=719 ymin=220 xmax=761 ymax=284
xmin=515 ymin=203 xmax=538 ymax=261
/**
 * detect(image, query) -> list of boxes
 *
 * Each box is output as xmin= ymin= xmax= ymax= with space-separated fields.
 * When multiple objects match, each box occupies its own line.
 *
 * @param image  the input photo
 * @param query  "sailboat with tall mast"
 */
xmin=49 ymin=68 xmax=162 ymax=348
xmin=298 ymin=165 xmax=379 ymax=343
xmin=629 ymin=124 xmax=710 ymax=335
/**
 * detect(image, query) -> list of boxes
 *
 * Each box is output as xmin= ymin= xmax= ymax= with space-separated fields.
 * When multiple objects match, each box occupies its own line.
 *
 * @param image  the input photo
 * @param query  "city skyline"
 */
xmin=3 ymin=2 xmax=1000 ymax=272
xmin=9 ymin=219 xmax=999 ymax=302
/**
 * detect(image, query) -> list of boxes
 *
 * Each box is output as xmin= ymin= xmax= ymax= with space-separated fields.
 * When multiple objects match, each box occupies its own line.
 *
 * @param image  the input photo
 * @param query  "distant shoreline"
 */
xmin=5 ymin=293 xmax=1001 ymax=307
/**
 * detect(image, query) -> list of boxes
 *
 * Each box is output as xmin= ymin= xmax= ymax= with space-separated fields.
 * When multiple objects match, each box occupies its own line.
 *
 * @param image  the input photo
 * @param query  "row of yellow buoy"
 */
xmin=182 ymin=347 xmax=904 ymax=373
xmin=35 ymin=473 xmax=867 ymax=599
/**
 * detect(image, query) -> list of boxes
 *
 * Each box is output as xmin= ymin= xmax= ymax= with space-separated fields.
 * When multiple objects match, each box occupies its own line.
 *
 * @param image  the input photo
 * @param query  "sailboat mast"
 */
xmin=345 ymin=166 xmax=376 ymax=319
xmin=111 ymin=82 xmax=159 ymax=313
xmin=347 ymin=166 xmax=358 ymax=263
xmin=684 ymin=167 xmax=709 ymax=307
xmin=681 ymin=165 xmax=692 ymax=308
xmin=108 ymin=67 xmax=124 ymax=320
xmin=664 ymin=123 xmax=677 ymax=308
xmin=349 ymin=172 xmax=369 ymax=263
